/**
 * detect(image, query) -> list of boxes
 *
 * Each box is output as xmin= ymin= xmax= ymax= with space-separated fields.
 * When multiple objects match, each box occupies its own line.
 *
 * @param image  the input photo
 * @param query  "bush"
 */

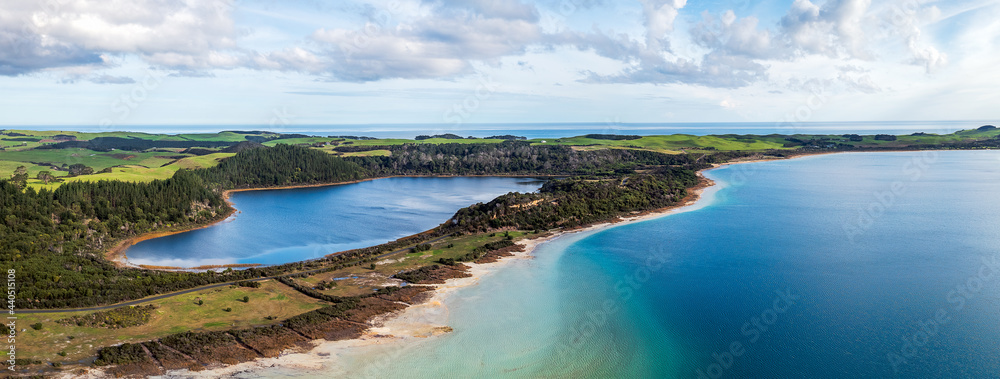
xmin=57 ymin=305 xmax=155 ymax=329
xmin=94 ymin=343 xmax=150 ymax=366
xmin=409 ymin=243 xmax=432 ymax=253
xmin=234 ymin=281 xmax=261 ymax=288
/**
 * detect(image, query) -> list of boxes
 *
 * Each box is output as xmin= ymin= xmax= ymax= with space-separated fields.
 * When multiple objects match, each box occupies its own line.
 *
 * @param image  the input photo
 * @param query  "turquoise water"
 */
xmin=125 ymin=177 xmax=543 ymax=267
xmin=245 ymin=151 xmax=1000 ymax=378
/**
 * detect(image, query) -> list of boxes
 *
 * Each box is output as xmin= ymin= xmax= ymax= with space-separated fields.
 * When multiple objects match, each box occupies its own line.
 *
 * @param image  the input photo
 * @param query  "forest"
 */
xmin=39 ymin=137 xmax=240 ymax=151
xmin=443 ymin=166 xmax=703 ymax=233
xmin=346 ymin=141 xmax=701 ymax=176
xmin=192 ymin=143 xmax=364 ymax=189
xmin=0 ymin=171 xmax=233 ymax=308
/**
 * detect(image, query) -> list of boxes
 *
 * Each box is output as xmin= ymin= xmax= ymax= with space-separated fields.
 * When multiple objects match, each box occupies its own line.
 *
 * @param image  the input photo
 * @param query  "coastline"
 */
xmin=127 ymin=157 xmax=770 ymax=378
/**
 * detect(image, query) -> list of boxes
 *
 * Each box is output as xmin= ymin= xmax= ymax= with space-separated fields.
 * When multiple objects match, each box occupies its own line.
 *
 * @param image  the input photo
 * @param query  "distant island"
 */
xmin=3 ymin=126 xmax=1000 ymax=376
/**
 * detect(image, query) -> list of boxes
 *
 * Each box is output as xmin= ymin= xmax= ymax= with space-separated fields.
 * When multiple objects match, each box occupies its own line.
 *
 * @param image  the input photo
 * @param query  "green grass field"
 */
xmin=341 ymin=149 xmax=392 ymax=157
xmin=1 ymin=129 xmax=278 ymax=142
xmin=62 ymin=153 xmax=235 ymax=183
xmin=0 ymin=160 xmax=67 ymax=178
xmin=0 ymin=148 xmax=180 ymax=171
xmin=14 ymin=280 xmax=322 ymax=365
xmin=529 ymin=134 xmax=788 ymax=152
xmin=0 ymin=150 xmax=234 ymax=189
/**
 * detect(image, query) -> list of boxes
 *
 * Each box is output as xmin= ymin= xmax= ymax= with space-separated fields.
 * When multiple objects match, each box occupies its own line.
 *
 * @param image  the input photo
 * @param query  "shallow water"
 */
xmin=125 ymin=177 xmax=544 ymax=267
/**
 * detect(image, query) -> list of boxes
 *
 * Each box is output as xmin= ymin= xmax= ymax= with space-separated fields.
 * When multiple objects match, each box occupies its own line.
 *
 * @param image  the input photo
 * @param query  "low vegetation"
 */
xmin=57 ymin=305 xmax=156 ymax=329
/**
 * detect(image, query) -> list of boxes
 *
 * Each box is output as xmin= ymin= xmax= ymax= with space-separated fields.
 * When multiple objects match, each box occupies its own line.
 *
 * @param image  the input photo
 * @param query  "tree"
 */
xmin=11 ymin=165 xmax=27 ymax=189
xmin=68 ymin=163 xmax=94 ymax=176
xmin=36 ymin=170 xmax=54 ymax=184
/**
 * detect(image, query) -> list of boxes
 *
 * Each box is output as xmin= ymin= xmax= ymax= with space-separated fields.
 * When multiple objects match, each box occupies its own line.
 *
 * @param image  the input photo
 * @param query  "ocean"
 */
xmin=13 ymin=120 xmax=997 ymax=139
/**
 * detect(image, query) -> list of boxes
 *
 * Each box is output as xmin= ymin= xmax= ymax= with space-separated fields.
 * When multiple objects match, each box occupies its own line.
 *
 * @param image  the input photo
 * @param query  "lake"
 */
xmin=124 ymin=177 xmax=545 ymax=267
xmin=275 ymin=151 xmax=1000 ymax=378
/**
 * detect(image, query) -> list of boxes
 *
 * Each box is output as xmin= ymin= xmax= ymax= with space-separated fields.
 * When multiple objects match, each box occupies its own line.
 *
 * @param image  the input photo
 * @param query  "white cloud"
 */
xmin=720 ymin=97 xmax=739 ymax=109
xmin=252 ymin=0 xmax=544 ymax=81
xmin=640 ymin=0 xmax=687 ymax=51
xmin=0 ymin=0 xmax=239 ymax=75
xmin=691 ymin=10 xmax=779 ymax=59
xmin=779 ymin=0 xmax=873 ymax=59
xmin=876 ymin=2 xmax=947 ymax=73
xmin=88 ymin=74 xmax=136 ymax=84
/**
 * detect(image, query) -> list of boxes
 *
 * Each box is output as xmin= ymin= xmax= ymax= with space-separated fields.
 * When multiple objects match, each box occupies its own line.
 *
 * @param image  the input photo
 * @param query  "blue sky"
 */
xmin=0 ymin=0 xmax=997 ymax=127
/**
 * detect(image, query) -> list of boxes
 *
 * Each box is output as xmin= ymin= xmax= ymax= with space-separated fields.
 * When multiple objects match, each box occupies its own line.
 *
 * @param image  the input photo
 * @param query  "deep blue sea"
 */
xmin=124 ymin=177 xmax=543 ymax=267
xmin=259 ymin=151 xmax=1000 ymax=378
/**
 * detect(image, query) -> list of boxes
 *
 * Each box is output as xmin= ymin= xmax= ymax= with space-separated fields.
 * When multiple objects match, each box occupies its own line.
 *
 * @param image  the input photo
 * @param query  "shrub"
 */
xmin=57 ymin=305 xmax=155 ymax=329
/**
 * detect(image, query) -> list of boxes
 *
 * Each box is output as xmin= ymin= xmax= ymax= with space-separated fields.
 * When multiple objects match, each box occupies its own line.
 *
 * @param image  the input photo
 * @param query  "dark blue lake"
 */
xmin=124 ymin=177 xmax=544 ymax=267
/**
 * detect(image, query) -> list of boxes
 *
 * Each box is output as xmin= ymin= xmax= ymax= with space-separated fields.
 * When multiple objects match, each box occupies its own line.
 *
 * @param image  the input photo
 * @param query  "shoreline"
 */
xmin=128 ymin=156 xmax=775 ymax=378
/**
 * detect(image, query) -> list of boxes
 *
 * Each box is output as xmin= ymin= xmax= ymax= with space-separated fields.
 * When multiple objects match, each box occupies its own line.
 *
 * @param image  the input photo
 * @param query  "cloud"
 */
xmin=0 ymin=0 xmax=959 ymax=88
xmin=167 ymin=70 xmax=217 ymax=78
xmin=779 ymin=0 xmax=874 ymax=59
xmin=0 ymin=12 xmax=103 ymax=76
xmin=877 ymin=2 xmax=947 ymax=73
xmin=88 ymin=74 xmax=135 ymax=84
xmin=577 ymin=0 xmax=946 ymax=88
xmin=641 ymin=0 xmax=687 ymax=51
xmin=720 ymin=97 xmax=739 ymax=109
xmin=777 ymin=0 xmax=948 ymax=74
xmin=0 ymin=0 xmax=238 ymax=75
xmin=572 ymin=2 xmax=770 ymax=88
xmin=249 ymin=0 xmax=543 ymax=81
xmin=836 ymin=65 xmax=880 ymax=93
xmin=784 ymin=64 xmax=882 ymax=94
xmin=691 ymin=10 xmax=780 ymax=60
xmin=440 ymin=0 xmax=539 ymax=21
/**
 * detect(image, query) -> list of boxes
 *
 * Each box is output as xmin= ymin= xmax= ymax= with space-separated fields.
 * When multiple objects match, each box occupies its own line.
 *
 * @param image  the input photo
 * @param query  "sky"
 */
xmin=0 ymin=0 xmax=998 ymax=129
